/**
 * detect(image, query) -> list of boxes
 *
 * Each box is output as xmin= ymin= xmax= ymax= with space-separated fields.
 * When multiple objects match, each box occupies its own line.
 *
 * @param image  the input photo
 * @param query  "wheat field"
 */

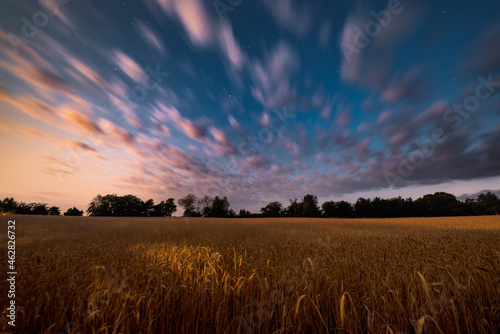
xmin=1 ymin=215 xmax=499 ymax=333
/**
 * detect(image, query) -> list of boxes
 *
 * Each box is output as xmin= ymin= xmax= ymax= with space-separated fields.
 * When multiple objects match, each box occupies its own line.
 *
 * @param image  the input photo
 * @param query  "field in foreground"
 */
xmin=1 ymin=216 xmax=499 ymax=333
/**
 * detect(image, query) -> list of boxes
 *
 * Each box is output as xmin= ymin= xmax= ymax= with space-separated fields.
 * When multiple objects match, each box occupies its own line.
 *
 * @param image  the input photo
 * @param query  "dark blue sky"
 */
xmin=1 ymin=0 xmax=499 ymax=212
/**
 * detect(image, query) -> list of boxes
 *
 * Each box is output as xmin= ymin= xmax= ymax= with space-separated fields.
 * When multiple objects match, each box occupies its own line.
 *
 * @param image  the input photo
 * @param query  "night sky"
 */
xmin=1 ymin=0 xmax=500 ymax=213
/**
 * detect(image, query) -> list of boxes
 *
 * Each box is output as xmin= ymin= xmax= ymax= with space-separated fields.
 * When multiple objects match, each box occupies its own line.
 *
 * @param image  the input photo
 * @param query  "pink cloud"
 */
xmin=210 ymin=127 xmax=235 ymax=155
xmin=68 ymin=57 xmax=107 ymax=90
xmin=112 ymin=50 xmax=145 ymax=83
xmin=321 ymin=104 xmax=332 ymax=119
xmin=228 ymin=115 xmax=242 ymax=132
xmin=250 ymin=42 xmax=299 ymax=109
xmin=262 ymin=0 xmax=313 ymax=37
xmin=60 ymin=108 xmax=102 ymax=135
xmin=378 ymin=111 xmax=391 ymax=124
xmin=109 ymin=77 xmax=128 ymax=97
xmin=0 ymin=90 xmax=57 ymax=124
xmin=259 ymin=112 xmax=271 ymax=127
xmin=357 ymin=122 xmax=372 ymax=133
xmin=108 ymin=94 xmax=143 ymax=130
xmin=390 ymin=132 xmax=407 ymax=145
xmin=282 ymin=140 xmax=300 ymax=159
xmin=0 ymin=121 xmax=66 ymax=149
xmin=339 ymin=16 xmax=363 ymax=84
xmin=381 ymin=87 xmax=403 ymax=103
xmin=137 ymin=21 xmax=166 ymax=53
xmin=336 ymin=108 xmax=351 ymax=128
xmin=180 ymin=121 xmax=206 ymax=141
xmin=210 ymin=127 xmax=227 ymax=143
xmin=156 ymin=103 xmax=207 ymax=141
xmin=218 ymin=23 xmax=244 ymax=70
xmin=156 ymin=0 xmax=213 ymax=46
xmin=152 ymin=120 xmax=171 ymax=137
xmin=66 ymin=140 xmax=98 ymax=152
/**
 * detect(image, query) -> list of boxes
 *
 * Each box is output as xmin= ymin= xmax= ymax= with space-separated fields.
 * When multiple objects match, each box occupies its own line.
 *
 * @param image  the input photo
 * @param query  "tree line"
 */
xmin=0 ymin=198 xmax=83 ymax=216
xmin=86 ymin=194 xmax=177 ymax=217
xmin=261 ymin=192 xmax=500 ymax=218
xmin=1 ymin=191 xmax=499 ymax=217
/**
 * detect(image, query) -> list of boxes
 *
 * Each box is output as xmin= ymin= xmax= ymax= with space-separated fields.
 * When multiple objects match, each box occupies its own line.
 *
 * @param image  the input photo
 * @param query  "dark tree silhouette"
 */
xmin=337 ymin=201 xmax=355 ymax=218
xmin=301 ymin=194 xmax=321 ymax=217
xmin=152 ymin=198 xmax=177 ymax=217
xmin=209 ymin=196 xmax=230 ymax=217
xmin=64 ymin=207 xmax=84 ymax=216
xmin=48 ymin=206 xmax=61 ymax=216
xmin=321 ymin=200 xmax=355 ymax=218
xmin=178 ymin=194 xmax=199 ymax=217
xmin=116 ymin=195 xmax=145 ymax=216
xmin=285 ymin=198 xmax=303 ymax=217
xmin=474 ymin=192 xmax=500 ymax=215
xmin=3 ymin=190 xmax=500 ymax=218
xmin=31 ymin=203 xmax=49 ymax=215
xmin=261 ymin=201 xmax=283 ymax=217
xmin=87 ymin=194 xmax=177 ymax=217
xmin=238 ymin=209 xmax=252 ymax=218
xmin=87 ymin=194 xmax=160 ymax=217
xmin=14 ymin=202 xmax=32 ymax=215
xmin=142 ymin=199 xmax=155 ymax=216
xmin=197 ymin=195 xmax=213 ymax=217
xmin=415 ymin=192 xmax=460 ymax=217
xmin=355 ymin=198 xmax=372 ymax=218
xmin=0 ymin=198 xmax=16 ymax=213
xmin=87 ymin=194 xmax=117 ymax=216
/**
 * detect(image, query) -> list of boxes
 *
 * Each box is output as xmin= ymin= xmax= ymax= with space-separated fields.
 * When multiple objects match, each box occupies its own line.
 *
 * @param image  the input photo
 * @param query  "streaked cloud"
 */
xmin=0 ymin=0 xmax=499 ymax=213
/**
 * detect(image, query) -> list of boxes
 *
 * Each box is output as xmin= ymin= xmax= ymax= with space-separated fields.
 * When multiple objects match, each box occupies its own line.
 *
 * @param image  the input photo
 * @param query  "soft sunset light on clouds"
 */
xmin=0 ymin=0 xmax=499 ymax=213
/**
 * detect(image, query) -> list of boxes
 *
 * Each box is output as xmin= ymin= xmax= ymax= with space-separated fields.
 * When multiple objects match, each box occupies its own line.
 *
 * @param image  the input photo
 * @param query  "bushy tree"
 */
xmin=31 ymin=203 xmax=49 ymax=215
xmin=178 ymin=194 xmax=198 ymax=217
xmin=238 ymin=209 xmax=252 ymax=218
xmin=301 ymin=194 xmax=320 ymax=217
xmin=87 ymin=194 xmax=116 ymax=216
xmin=141 ymin=199 xmax=155 ymax=216
xmin=322 ymin=200 xmax=355 ymax=218
xmin=385 ymin=197 xmax=405 ymax=217
xmin=152 ymin=198 xmax=177 ymax=217
xmin=415 ymin=192 xmax=460 ymax=216
xmin=285 ymin=198 xmax=303 ymax=217
xmin=261 ymin=201 xmax=283 ymax=217
xmin=15 ymin=202 xmax=33 ymax=215
xmin=197 ymin=195 xmax=213 ymax=217
xmin=475 ymin=192 xmax=500 ymax=215
xmin=64 ymin=207 xmax=84 ymax=216
xmin=209 ymin=196 xmax=230 ymax=217
xmin=355 ymin=198 xmax=372 ymax=218
xmin=321 ymin=201 xmax=336 ymax=217
xmin=87 ymin=194 xmax=178 ymax=217
xmin=337 ymin=201 xmax=355 ymax=218
xmin=48 ymin=206 xmax=61 ymax=216
xmin=117 ymin=194 xmax=145 ymax=216
xmin=0 ymin=198 xmax=17 ymax=213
